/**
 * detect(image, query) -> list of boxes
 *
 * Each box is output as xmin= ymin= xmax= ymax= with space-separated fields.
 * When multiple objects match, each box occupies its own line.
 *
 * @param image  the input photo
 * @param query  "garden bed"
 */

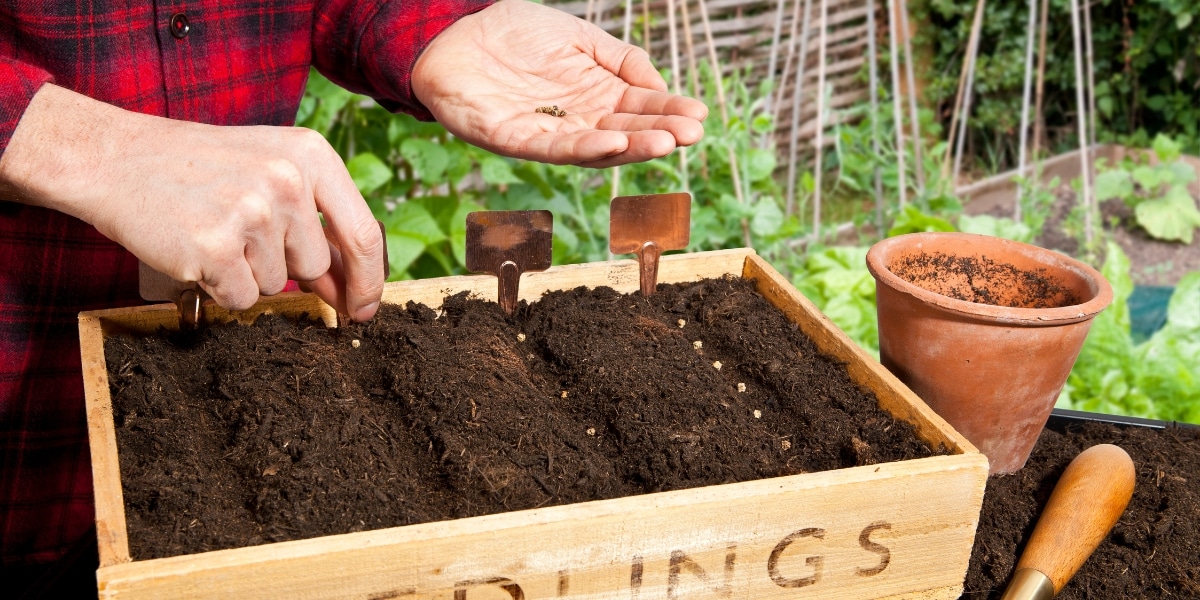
xmin=961 ymin=144 xmax=1200 ymax=287
xmin=81 ymin=249 xmax=987 ymax=599
xmin=964 ymin=410 xmax=1200 ymax=599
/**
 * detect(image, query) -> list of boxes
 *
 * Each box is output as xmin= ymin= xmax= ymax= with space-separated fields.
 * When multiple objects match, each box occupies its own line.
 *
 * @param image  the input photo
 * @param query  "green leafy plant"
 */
xmin=1093 ymin=134 xmax=1200 ymax=243
xmin=791 ymin=246 xmax=879 ymax=357
xmin=1058 ymin=242 xmax=1200 ymax=423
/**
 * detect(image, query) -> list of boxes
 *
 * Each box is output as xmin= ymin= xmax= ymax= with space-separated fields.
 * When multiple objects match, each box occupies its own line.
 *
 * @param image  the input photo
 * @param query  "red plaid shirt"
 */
xmin=0 ymin=0 xmax=490 ymax=567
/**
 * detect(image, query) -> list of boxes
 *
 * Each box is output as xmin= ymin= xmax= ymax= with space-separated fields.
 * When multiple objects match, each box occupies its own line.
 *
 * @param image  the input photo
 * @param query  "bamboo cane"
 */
xmin=1069 ymin=0 xmax=1093 ymax=247
xmin=887 ymin=0 xmax=909 ymax=207
xmin=696 ymin=0 xmax=749 ymax=246
xmin=611 ymin=0 xmax=635 ymax=202
xmin=1084 ymin=0 xmax=1097 ymax=151
xmin=642 ymin=0 xmax=650 ymax=55
xmin=866 ymin=0 xmax=885 ymax=233
xmin=943 ymin=0 xmax=985 ymax=183
xmin=764 ymin=0 xmax=789 ymax=120
xmin=951 ymin=0 xmax=986 ymax=189
xmin=1083 ymin=0 xmax=1097 ymax=221
xmin=774 ymin=0 xmax=804 ymax=136
xmin=785 ymin=0 xmax=815 ymax=217
xmin=666 ymin=0 xmax=691 ymax=192
xmin=897 ymin=0 xmax=925 ymax=193
xmin=679 ymin=0 xmax=700 ymax=98
xmin=1015 ymin=0 xmax=1037 ymax=221
xmin=1031 ymin=0 xmax=1049 ymax=161
xmin=813 ymin=0 xmax=829 ymax=243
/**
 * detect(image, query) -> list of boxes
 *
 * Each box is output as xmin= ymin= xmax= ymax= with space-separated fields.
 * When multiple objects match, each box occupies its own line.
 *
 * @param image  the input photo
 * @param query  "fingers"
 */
xmin=305 ymin=135 xmax=385 ymax=322
xmin=590 ymin=32 xmax=667 ymax=93
xmin=617 ymin=86 xmax=709 ymax=122
xmin=300 ymin=234 xmax=351 ymax=318
xmin=573 ymin=130 xmax=678 ymax=168
xmin=595 ymin=113 xmax=705 ymax=147
xmin=503 ymin=122 xmax=630 ymax=164
xmin=197 ymin=254 xmax=259 ymax=311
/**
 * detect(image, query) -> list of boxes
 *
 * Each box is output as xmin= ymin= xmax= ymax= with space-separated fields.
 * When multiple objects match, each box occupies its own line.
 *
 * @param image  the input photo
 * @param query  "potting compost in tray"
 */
xmin=106 ymin=276 xmax=943 ymax=560
xmin=964 ymin=416 xmax=1200 ymax=599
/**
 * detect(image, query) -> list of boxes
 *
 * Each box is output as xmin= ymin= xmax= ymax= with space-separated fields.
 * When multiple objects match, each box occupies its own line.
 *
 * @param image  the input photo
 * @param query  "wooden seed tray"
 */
xmin=80 ymin=248 xmax=988 ymax=599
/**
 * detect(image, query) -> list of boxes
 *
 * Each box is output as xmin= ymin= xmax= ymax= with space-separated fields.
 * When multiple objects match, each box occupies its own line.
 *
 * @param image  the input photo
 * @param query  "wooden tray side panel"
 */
xmin=87 ymin=291 xmax=338 ymax=337
xmin=97 ymin=455 xmax=985 ymax=600
xmin=382 ymin=248 xmax=755 ymax=309
xmin=79 ymin=314 xmax=130 ymax=568
xmin=742 ymin=254 xmax=980 ymax=456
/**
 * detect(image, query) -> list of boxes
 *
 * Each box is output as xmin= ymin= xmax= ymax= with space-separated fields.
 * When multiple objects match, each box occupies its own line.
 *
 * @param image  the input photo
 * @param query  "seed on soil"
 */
xmin=713 ymin=361 xmax=722 ymax=370
xmin=677 ymin=319 xmax=686 ymax=328
xmin=560 ymin=391 xmax=568 ymax=399
xmin=781 ymin=440 xmax=792 ymax=451
xmin=738 ymin=383 xmax=747 ymax=393
xmin=753 ymin=409 xmax=762 ymax=418
xmin=693 ymin=340 xmax=703 ymax=350
xmin=586 ymin=427 xmax=596 ymax=436
xmin=351 ymin=339 xmax=361 ymax=348
xmin=517 ymin=333 xmax=526 ymax=342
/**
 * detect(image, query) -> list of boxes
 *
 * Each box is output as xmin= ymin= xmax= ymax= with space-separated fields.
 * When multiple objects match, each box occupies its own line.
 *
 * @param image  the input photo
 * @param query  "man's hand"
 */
xmin=0 ymin=84 xmax=385 ymax=321
xmin=413 ymin=0 xmax=708 ymax=169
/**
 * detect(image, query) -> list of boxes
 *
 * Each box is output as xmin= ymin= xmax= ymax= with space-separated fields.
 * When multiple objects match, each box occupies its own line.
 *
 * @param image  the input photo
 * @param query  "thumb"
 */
xmin=591 ymin=33 xmax=667 ymax=92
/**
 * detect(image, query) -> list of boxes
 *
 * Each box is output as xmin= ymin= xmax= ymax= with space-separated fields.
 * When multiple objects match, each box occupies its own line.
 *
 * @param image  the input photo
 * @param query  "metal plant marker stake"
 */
xmin=465 ymin=210 xmax=553 ymax=315
xmin=610 ymin=193 xmax=691 ymax=296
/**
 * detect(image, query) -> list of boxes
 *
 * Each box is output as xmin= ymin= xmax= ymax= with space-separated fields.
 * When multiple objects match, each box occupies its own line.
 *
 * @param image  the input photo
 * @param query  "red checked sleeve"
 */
xmin=311 ymin=0 xmax=494 ymax=120
xmin=0 ymin=58 xmax=53 ymax=157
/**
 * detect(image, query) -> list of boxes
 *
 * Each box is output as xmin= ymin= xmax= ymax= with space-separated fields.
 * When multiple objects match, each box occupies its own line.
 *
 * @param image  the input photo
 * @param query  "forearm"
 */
xmin=0 ymin=83 xmax=133 ymax=230
xmin=0 ymin=83 xmax=385 ymax=319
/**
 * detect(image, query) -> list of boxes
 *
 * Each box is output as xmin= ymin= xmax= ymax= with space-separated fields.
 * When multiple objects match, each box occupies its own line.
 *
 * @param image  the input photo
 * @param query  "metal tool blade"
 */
xmin=139 ymin=260 xmax=199 ymax=303
xmin=466 ymin=210 xmax=553 ymax=315
xmin=609 ymin=193 xmax=691 ymax=296
xmin=138 ymin=261 xmax=206 ymax=330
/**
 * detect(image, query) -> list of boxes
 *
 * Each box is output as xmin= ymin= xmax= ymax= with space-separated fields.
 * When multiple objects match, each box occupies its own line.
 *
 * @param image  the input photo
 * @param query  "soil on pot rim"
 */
xmin=106 ymin=276 xmax=944 ymax=560
xmin=890 ymin=253 xmax=1081 ymax=308
xmin=963 ymin=418 xmax=1200 ymax=599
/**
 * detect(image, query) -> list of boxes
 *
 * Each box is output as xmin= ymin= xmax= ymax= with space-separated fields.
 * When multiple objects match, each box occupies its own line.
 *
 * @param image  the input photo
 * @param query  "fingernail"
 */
xmin=353 ymin=301 xmax=380 ymax=323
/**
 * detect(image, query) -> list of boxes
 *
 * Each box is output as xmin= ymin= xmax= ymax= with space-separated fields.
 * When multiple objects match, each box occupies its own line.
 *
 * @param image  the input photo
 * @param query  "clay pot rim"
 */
xmin=866 ymin=232 xmax=1114 ymax=326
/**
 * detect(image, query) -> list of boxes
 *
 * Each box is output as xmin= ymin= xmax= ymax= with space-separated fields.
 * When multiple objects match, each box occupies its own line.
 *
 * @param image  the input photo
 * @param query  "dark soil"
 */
xmin=890 ymin=253 xmax=1081 ymax=308
xmin=106 ymin=277 xmax=942 ymax=560
xmin=1027 ymin=185 xmax=1200 ymax=287
xmin=963 ymin=417 xmax=1200 ymax=599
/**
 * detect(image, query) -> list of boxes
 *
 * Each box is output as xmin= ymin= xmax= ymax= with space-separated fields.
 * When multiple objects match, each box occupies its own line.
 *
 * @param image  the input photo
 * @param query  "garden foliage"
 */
xmin=1060 ymin=243 xmax=1200 ymax=423
xmin=1093 ymin=134 xmax=1200 ymax=243
xmin=298 ymin=65 xmax=793 ymax=281
xmin=916 ymin=0 xmax=1200 ymax=170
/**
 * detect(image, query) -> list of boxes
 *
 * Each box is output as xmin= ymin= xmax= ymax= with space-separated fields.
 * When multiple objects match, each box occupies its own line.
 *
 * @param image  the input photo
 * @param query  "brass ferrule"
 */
xmin=1000 ymin=568 xmax=1055 ymax=600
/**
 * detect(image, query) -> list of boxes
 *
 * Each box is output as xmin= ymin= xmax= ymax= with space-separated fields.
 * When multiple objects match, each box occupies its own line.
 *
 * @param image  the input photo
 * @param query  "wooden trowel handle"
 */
xmin=1005 ymin=444 xmax=1135 ymax=599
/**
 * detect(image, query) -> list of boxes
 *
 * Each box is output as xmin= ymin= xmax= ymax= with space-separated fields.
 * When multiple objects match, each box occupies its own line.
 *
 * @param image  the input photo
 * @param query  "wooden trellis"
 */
xmin=550 ymin=0 xmax=877 ymax=154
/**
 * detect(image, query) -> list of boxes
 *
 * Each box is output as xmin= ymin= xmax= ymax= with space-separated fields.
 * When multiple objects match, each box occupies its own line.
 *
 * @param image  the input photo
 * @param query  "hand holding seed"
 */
xmin=412 ymin=0 xmax=708 ymax=169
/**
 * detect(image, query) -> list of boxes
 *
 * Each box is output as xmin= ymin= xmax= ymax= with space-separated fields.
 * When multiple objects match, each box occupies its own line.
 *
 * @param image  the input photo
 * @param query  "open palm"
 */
xmin=413 ymin=0 xmax=708 ymax=169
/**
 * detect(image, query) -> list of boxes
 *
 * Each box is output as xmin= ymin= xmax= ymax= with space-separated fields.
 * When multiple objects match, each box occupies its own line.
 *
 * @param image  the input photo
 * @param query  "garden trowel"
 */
xmin=139 ymin=261 xmax=207 ymax=330
xmin=999 ymin=444 xmax=1135 ymax=600
xmin=465 ymin=210 xmax=553 ymax=315
xmin=609 ymin=193 xmax=691 ymax=296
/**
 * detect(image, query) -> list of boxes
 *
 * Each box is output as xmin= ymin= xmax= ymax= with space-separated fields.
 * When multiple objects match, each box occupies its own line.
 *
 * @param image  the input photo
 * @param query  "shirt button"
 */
xmin=169 ymin=13 xmax=190 ymax=39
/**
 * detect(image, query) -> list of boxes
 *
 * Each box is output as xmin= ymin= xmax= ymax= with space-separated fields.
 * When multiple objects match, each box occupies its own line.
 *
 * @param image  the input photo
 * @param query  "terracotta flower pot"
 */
xmin=866 ymin=233 xmax=1113 ymax=474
